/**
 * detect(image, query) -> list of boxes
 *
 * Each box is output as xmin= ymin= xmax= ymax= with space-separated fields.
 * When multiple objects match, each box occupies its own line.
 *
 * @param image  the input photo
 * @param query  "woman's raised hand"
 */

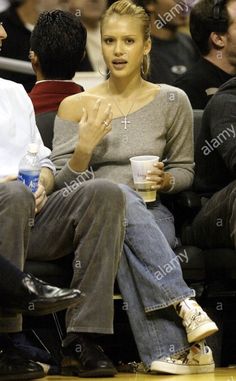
xmin=77 ymin=99 xmax=113 ymax=155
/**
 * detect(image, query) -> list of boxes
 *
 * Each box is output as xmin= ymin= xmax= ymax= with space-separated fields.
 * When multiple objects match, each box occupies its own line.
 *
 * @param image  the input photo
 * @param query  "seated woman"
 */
xmin=51 ymin=0 xmax=218 ymax=375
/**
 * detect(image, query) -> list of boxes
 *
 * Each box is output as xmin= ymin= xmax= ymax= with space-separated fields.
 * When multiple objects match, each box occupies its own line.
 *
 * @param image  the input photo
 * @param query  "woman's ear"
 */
xmin=144 ymin=37 xmax=152 ymax=55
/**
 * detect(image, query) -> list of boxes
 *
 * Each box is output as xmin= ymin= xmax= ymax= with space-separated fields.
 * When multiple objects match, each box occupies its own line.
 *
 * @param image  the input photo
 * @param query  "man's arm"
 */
xmin=208 ymin=93 xmax=236 ymax=176
xmin=39 ymin=167 xmax=55 ymax=195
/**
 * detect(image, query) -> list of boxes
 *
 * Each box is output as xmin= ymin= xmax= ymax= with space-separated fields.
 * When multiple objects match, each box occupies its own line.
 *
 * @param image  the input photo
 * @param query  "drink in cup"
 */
xmin=130 ymin=155 xmax=160 ymax=202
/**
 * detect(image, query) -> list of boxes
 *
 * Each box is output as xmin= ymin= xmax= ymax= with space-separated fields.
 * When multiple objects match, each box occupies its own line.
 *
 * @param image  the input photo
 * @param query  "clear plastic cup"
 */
xmin=130 ymin=155 xmax=159 ymax=202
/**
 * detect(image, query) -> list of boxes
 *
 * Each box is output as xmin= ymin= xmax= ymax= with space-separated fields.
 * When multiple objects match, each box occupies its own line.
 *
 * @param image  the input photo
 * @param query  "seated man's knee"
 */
xmin=0 ymin=181 xmax=35 ymax=209
xmin=84 ymin=179 xmax=125 ymax=210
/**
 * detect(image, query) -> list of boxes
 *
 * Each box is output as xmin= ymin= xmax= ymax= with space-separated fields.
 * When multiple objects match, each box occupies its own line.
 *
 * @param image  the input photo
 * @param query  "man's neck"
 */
xmin=17 ymin=3 xmax=39 ymax=26
xmin=204 ymin=51 xmax=236 ymax=75
xmin=81 ymin=18 xmax=99 ymax=31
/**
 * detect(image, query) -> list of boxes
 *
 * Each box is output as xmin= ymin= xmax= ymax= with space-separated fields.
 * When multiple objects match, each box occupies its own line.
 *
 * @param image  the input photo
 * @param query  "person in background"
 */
xmin=52 ymin=0 xmax=218 ymax=374
xmin=0 ymin=0 xmax=69 ymax=91
xmin=0 ymin=0 xmax=9 ymax=12
xmin=29 ymin=10 xmax=85 ymax=115
xmin=0 ymin=252 xmax=81 ymax=316
xmin=69 ymin=0 xmax=107 ymax=73
xmin=135 ymin=0 xmax=199 ymax=85
xmin=174 ymin=0 xmax=236 ymax=109
xmin=184 ymin=76 xmax=236 ymax=251
xmin=0 ymin=21 xmax=125 ymax=379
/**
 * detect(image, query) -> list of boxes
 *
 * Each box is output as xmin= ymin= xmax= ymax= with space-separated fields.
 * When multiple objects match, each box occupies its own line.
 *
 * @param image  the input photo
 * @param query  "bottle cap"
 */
xmin=28 ymin=143 xmax=38 ymax=154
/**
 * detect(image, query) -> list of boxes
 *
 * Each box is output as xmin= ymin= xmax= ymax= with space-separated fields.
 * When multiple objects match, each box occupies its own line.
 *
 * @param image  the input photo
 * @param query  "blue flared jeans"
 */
xmin=117 ymin=185 xmax=195 ymax=366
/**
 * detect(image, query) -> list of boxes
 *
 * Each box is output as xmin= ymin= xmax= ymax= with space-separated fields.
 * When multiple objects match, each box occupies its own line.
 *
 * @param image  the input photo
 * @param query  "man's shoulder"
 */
xmin=0 ymin=78 xmax=24 ymax=92
xmin=177 ymin=32 xmax=195 ymax=46
xmin=216 ymin=76 xmax=236 ymax=96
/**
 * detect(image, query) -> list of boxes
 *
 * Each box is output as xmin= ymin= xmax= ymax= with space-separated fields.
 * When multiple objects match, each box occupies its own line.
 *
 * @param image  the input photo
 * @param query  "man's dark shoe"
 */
xmin=61 ymin=333 xmax=117 ymax=377
xmin=0 ymin=346 xmax=45 ymax=381
xmin=2 ymin=274 xmax=81 ymax=316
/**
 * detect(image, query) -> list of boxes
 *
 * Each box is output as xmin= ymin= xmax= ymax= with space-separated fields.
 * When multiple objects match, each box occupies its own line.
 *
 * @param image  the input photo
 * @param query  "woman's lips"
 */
xmin=112 ymin=60 xmax=128 ymax=70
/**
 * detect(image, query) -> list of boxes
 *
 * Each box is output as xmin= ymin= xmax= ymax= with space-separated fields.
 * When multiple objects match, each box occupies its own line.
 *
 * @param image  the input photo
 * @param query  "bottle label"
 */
xmin=18 ymin=170 xmax=40 ymax=193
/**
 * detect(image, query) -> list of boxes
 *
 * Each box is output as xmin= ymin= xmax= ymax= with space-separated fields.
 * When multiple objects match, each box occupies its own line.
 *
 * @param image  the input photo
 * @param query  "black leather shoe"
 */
xmin=61 ymin=333 xmax=117 ymax=377
xmin=0 ymin=346 xmax=45 ymax=380
xmin=2 ymin=274 xmax=81 ymax=316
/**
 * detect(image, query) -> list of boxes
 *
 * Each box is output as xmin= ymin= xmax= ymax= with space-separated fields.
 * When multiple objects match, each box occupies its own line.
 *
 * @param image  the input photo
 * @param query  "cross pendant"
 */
xmin=121 ymin=116 xmax=131 ymax=130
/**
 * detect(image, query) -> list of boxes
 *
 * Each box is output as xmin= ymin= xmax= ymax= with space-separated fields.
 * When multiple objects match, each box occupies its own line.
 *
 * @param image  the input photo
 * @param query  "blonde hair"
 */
xmin=101 ymin=0 xmax=151 ymax=78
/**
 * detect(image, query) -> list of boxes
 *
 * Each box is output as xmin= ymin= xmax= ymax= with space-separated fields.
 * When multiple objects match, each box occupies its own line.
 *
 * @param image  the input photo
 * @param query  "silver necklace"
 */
xmin=108 ymin=80 xmax=143 ymax=130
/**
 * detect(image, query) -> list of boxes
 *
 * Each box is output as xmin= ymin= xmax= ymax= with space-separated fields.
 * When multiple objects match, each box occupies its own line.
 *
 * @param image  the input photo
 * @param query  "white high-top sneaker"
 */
xmin=175 ymin=298 xmax=218 ymax=343
xmin=150 ymin=341 xmax=215 ymax=375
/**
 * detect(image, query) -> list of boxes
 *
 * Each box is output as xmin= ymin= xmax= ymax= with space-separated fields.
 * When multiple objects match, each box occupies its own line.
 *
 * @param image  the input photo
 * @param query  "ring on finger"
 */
xmin=103 ymin=120 xmax=109 ymax=127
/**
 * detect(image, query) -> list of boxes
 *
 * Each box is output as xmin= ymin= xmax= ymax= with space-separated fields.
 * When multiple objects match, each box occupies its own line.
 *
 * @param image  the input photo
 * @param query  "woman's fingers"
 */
xmin=80 ymin=107 xmax=88 ymax=125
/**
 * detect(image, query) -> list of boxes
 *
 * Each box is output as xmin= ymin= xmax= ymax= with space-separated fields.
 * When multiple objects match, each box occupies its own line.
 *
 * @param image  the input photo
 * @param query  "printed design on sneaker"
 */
xmin=150 ymin=341 xmax=215 ymax=375
xmin=175 ymin=298 xmax=219 ymax=343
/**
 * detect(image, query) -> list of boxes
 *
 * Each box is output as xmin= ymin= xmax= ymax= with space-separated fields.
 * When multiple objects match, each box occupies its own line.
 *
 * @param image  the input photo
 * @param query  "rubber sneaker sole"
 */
xmin=187 ymin=321 xmax=219 ymax=343
xmin=150 ymin=361 xmax=215 ymax=375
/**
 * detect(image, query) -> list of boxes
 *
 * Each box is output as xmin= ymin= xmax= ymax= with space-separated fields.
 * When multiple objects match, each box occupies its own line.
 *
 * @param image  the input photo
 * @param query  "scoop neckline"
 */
xmin=112 ymin=84 xmax=165 ymax=121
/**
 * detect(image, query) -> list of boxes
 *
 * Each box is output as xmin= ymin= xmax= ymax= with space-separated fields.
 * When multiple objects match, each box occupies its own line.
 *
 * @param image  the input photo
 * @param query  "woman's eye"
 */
xmin=104 ymin=38 xmax=113 ymax=44
xmin=126 ymin=38 xmax=134 ymax=44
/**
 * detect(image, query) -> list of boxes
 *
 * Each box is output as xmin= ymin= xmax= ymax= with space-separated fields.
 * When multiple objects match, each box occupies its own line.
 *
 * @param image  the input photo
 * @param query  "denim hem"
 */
xmin=144 ymin=290 xmax=195 ymax=313
xmin=67 ymin=327 xmax=114 ymax=334
xmin=171 ymin=344 xmax=192 ymax=357
xmin=146 ymin=344 xmax=191 ymax=367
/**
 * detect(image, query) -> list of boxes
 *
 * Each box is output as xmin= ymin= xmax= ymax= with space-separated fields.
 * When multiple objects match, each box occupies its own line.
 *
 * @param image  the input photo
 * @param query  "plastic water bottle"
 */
xmin=18 ymin=143 xmax=41 ymax=193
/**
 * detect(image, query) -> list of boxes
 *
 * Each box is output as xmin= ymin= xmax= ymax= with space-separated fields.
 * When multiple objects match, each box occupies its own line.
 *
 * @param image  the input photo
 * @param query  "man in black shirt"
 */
xmin=187 ymin=77 xmax=236 ymax=249
xmin=135 ymin=0 xmax=199 ymax=85
xmin=174 ymin=0 xmax=236 ymax=109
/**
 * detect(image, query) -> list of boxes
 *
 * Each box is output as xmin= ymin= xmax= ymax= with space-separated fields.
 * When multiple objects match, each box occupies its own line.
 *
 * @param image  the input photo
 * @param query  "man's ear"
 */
xmin=209 ymin=31 xmax=226 ymax=49
xmin=145 ymin=0 xmax=156 ymax=13
xmin=29 ymin=50 xmax=38 ymax=65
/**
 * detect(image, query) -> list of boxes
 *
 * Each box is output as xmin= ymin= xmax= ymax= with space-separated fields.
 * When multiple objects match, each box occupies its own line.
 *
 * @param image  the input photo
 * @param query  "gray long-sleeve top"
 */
xmin=52 ymin=84 xmax=194 ymax=193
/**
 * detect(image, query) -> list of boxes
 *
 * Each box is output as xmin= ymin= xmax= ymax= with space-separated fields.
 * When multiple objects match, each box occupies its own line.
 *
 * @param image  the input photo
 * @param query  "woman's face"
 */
xmin=0 ymin=23 xmax=7 ymax=50
xmin=101 ymin=15 xmax=151 ymax=79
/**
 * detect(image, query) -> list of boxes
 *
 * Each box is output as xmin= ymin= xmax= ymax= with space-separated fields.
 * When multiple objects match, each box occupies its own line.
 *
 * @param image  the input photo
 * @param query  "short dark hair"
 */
xmin=190 ymin=0 xmax=232 ymax=55
xmin=30 ymin=10 xmax=87 ymax=80
xmin=9 ymin=0 xmax=26 ymax=8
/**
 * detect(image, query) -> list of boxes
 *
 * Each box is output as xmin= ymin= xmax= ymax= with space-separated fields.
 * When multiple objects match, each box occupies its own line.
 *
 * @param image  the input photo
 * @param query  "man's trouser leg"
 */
xmin=27 ymin=179 xmax=125 ymax=334
xmin=0 ymin=182 xmax=35 ymax=332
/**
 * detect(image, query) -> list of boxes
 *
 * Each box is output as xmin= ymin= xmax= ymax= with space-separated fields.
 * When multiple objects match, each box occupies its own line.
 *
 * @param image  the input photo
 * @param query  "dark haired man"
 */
xmin=186 ymin=77 xmax=236 ymax=254
xmin=174 ymin=0 xmax=236 ymax=109
xmin=29 ymin=10 xmax=85 ymax=114
xmin=135 ymin=0 xmax=199 ymax=85
xmin=0 ymin=0 xmax=69 ymax=91
xmin=0 ymin=21 xmax=125 ymax=380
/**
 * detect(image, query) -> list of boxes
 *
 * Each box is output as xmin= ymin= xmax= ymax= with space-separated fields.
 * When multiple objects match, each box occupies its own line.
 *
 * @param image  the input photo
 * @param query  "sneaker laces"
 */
xmin=183 ymin=309 xmax=208 ymax=330
xmin=164 ymin=350 xmax=190 ymax=365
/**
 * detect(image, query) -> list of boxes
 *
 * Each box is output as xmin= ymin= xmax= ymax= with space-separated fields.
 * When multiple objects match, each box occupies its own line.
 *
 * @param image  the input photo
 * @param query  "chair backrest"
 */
xmin=193 ymin=109 xmax=204 ymax=144
xmin=36 ymin=111 xmax=57 ymax=150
